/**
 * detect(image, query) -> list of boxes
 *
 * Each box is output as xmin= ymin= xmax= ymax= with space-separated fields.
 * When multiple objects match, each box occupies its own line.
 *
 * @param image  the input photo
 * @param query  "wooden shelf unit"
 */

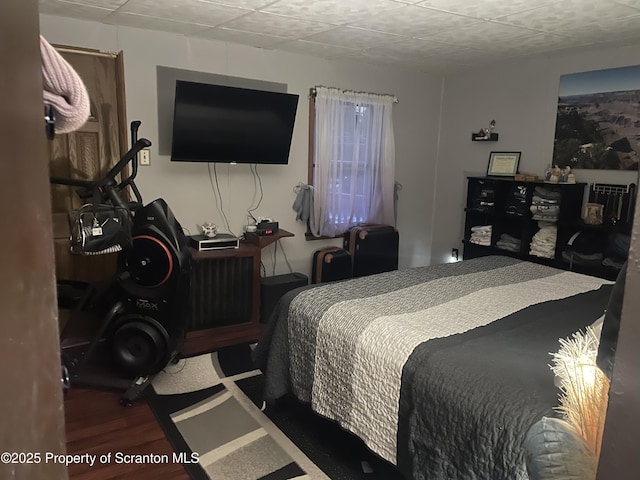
xmin=182 ymin=229 xmax=294 ymax=355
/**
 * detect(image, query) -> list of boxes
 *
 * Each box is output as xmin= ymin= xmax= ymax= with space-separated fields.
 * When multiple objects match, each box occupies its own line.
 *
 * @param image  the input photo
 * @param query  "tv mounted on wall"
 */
xmin=170 ymin=80 xmax=299 ymax=165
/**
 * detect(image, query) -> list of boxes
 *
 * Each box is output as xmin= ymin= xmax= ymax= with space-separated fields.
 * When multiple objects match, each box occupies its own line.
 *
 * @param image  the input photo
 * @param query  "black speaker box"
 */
xmin=260 ymin=273 xmax=308 ymax=323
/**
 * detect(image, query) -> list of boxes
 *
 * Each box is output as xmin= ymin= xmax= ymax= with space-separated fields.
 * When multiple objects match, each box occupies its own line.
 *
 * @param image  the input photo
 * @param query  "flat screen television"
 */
xmin=170 ymin=80 xmax=299 ymax=164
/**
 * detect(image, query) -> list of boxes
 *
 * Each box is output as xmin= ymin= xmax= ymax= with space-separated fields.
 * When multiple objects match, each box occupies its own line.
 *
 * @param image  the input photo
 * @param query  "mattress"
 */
xmin=254 ymin=256 xmax=613 ymax=479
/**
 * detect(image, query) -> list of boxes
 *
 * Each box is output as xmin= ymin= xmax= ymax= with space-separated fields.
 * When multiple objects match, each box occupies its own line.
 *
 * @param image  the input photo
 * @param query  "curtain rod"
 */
xmin=309 ymin=86 xmax=399 ymax=104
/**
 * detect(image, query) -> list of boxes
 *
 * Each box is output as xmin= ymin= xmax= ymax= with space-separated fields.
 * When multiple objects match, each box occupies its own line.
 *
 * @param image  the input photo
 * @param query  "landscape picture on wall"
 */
xmin=553 ymin=64 xmax=640 ymax=170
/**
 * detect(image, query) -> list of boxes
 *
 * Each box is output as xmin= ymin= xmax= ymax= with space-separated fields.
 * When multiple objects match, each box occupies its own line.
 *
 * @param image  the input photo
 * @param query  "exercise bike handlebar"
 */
xmin=104 ymin=137 xmax=151 ymax=186
xmin=118 ymin=121 xmax=144 ymax=205
xmin=50 ymin=137 xmax=151 ymax=207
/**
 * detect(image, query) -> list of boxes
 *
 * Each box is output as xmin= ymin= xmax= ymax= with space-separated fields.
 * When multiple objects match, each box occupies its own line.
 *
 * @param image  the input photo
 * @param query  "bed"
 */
xmin=253 ymin=255 xmax=614 ymax=480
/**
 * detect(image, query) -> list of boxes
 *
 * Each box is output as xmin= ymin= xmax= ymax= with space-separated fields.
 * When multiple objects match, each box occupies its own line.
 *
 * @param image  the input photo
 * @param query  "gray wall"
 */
xmin=40 ymin=13 xmax=640 ymax=275
xmin=40 ymin=14 xmax=443 ymax=278
xmin=432 ymin=41 xmax=640 ymax=265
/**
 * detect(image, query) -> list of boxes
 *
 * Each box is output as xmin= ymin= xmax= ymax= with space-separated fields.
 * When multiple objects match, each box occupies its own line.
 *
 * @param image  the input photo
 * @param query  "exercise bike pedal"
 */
xmin=120 ymin=375 xmax=153 ymax=406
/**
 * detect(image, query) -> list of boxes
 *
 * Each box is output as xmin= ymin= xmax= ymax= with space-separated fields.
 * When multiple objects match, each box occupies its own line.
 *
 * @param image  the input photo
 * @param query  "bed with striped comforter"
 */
xmin=253 ymin=256 xmax=613 ymax=480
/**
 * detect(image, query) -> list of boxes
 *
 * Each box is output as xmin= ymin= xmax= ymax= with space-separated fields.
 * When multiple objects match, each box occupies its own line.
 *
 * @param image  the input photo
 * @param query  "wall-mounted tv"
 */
xmin=170 ymin=80 xmax=299 ymax=165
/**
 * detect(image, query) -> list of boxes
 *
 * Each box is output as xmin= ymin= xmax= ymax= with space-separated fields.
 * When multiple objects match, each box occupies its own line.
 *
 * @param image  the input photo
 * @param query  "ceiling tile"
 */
xmin=415 ymin=40 xmax=481 ymax=58
xmin=117 ymin=0 xmax=251 ymax=27
xmin=496 ymin=0 xmax=640 ymax=31
xmin=204 ymin=0 xmax=278 ymax=8
xmin=610 ymin=0 xmax=640 ymax=9
xmin=275 ymin=39 xmax=362 ymax=58
xmin=103 ymin=11 xmax=211 ymax=35
xmin=421 ymin=20 xmax=537 ymax=48
xmin=220 ymin=11 xmax=335 ymax=38
xmin=303 ymin=25 xmax=405 ymax=49
xmin=415 ymin=0 xmax=556 ymax=20
xmin=365 ymin=36 xmax=435 ymax=54
xmin=195 ymin=26 xmax=288 ymax=48
xmin=260 ymin=0 xmax=401 ymax=25
xmin=553 ymin=14 xmax=640 ymax=44
xmin=351 ymin=4 xmax=482 ymax=37
xmin=483 ymin=32 xmax=590 ymax=56
xmin=40 ymin=0 xmax=640 ymax=74
xmin=39 ymin=0 xmax=115 ymax=21
xmin=359 ymin=49 xmax=419 ymax=65
xmin=41 ymin=0 xmax=128 ymax=8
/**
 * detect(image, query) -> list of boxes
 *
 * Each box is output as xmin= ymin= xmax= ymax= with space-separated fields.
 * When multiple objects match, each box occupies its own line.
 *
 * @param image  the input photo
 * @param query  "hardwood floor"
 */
xmin=64 ymin=387 xmax=190 ymax=480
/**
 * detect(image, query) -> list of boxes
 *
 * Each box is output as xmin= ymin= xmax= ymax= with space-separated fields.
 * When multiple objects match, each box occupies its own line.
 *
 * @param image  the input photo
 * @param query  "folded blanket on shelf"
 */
xmin=530 ymin=205 xmax=560 ymax=215
xmin=530 ymin=222 xmax=557 ymax=258
xmin=470 ymin=237 xmax=491 ymax=246
xmin=533 ymin=186 xmax=561 ymax=202
xmin=470 ymin=225 xmax=492 ymax=246
xmin=496 ymin=241 xmax=520 ymax=252
xmin=532 ymin=195 xmax=559 ymax=205
xmin=496 ymin=233 xmax=521 ymax=250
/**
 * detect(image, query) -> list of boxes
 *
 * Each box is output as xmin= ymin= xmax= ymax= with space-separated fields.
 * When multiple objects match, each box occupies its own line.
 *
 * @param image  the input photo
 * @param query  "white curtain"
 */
xmin=311 ymin=86 xmax=396 ymax=237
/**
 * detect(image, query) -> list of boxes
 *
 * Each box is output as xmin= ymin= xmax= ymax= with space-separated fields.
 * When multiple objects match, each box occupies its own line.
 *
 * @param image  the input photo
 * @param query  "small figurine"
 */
xmin=475 ymin=120 xmax=496 ymax=140
xmin=201 ymin=222 xmax=218 ymax=238
xmin=547 ymin=165 xmax=561 ymax=183
xmin=563 ymin=166 xmax=576 ymax=184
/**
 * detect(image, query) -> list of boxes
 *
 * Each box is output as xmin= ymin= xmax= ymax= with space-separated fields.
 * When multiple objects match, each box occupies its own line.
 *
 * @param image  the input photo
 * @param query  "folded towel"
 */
xmin=292 ymin=184 xmax=314 ymax=222
xmin=40 ymin=35 xmax=90 ymax=134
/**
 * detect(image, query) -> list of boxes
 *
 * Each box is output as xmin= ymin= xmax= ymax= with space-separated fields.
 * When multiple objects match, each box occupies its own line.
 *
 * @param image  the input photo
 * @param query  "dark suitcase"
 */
xmin=344 ymin=224 xmax=399 ymax=278
xmin=311 ymin=247 xmax=353 ymax=284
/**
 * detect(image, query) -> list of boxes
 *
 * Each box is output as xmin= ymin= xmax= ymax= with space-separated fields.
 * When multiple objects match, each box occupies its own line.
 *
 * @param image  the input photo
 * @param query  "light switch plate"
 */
xmin=140 ymin=149 xmax=150 ymax=166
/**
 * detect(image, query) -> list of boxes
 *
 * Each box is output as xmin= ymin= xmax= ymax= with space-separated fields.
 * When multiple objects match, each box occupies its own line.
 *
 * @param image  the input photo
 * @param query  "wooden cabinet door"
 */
xmin=48 ymin=48 xmax=128 ymax=284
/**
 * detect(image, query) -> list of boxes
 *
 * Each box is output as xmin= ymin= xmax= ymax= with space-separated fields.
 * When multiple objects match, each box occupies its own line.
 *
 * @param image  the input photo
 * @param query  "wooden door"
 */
xmin=1 ymin=1 xmax=67 ymax=478
xmin=49 ymin=47 xmax=128 ymax=284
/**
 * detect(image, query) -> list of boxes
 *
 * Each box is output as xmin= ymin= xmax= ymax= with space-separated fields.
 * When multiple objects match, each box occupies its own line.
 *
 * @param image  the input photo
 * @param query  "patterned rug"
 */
xmin=147 ymin=344 xmax=403 ymax=480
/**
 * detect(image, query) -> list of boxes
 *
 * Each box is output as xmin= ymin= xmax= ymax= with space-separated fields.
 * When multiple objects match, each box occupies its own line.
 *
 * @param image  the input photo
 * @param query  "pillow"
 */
xmin=597 ymin=262 xmax=627 ymax=378
xmin=590 ymin=314 xmax=605 ymax=340
xmin=524 ymin=416 xmax=597 ymax=480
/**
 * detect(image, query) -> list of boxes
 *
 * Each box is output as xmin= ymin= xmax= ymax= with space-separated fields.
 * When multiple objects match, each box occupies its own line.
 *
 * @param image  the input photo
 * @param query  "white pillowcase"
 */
xmin=590 ymin=314 xmax=605 ymax=340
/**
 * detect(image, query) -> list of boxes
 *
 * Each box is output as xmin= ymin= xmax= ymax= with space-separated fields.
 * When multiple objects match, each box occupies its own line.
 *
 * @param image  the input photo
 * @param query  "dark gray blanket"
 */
xmin=254 ymin=256 xmax=612 ymax=480
xmin=397 ymin=283 xmax=612 ymax=479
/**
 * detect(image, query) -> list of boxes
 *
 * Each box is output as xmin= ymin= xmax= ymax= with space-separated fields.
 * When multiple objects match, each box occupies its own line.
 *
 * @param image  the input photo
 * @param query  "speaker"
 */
xmin=260 ymin=273 xmax=308 ymax=323
xmin=109 ymin=199 xmax=191 ymax=377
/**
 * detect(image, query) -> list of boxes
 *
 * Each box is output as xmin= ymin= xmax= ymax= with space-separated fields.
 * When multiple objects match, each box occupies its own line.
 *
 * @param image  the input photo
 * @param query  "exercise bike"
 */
xmin=52 ymin=121 xmax=191 ymax=405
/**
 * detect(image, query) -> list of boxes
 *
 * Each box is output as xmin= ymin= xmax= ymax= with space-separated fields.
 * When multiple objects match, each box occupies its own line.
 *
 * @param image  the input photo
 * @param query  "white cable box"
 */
xmin=189 ymin=233 xmax=239 ymax=251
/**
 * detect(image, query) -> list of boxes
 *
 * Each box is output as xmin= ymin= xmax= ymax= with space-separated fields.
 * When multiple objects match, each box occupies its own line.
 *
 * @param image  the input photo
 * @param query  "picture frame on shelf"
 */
xmin=584 ymin=202 xmax=604 ymax=225
xmin=487 ymin=151 xmax=521 ymax=177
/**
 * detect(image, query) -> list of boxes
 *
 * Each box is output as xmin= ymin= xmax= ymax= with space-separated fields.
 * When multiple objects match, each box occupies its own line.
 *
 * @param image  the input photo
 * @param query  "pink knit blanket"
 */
xmin=40 ymin=36 xmax=90 ymax=134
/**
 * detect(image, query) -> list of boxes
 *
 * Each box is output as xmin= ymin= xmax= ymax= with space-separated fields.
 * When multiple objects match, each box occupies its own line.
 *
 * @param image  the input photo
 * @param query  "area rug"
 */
xmin=147 ymin=343 xmax=403 ymax=480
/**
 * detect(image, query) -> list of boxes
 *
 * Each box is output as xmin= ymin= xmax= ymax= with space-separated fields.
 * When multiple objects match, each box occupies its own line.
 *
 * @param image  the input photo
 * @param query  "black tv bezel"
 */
xmin=170 ymin=80 xmax=299 ymax=165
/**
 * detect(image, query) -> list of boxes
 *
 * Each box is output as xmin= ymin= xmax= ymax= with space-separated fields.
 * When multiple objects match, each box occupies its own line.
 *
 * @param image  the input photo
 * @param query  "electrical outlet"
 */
xmin=451 ymin=248 xmax=459 ymax=261
xmin=140 ymin=149 xmax=150 ymax=166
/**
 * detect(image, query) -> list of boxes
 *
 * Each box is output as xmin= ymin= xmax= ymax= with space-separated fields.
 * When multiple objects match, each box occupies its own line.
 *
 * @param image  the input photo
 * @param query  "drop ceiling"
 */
xmin=39 ymin=0 xmax=640 ymax=73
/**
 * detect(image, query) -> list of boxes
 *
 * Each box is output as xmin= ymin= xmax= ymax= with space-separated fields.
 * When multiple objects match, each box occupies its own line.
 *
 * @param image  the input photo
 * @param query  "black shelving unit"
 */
xmin=463 ymin=176 xmax=595 ymax=274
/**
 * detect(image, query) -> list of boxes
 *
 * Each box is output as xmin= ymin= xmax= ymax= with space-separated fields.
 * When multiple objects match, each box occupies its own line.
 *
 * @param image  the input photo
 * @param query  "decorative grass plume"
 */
xmin=550 ymin=326 xmax=610 ymax=458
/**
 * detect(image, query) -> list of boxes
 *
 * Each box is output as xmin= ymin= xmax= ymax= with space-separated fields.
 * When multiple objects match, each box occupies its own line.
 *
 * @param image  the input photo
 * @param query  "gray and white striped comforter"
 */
xmin=254 ymin=256 xmax=613 ymax=480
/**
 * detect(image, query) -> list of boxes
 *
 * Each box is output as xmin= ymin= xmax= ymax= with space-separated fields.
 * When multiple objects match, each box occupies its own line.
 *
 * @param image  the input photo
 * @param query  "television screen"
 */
xmin=170 ymin=80 xmax=299 ymax=164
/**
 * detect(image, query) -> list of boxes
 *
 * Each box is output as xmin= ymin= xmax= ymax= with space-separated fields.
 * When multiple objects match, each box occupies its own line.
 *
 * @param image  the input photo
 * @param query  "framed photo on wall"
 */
xmin=487 ymin=151 xmax=521 ymax=177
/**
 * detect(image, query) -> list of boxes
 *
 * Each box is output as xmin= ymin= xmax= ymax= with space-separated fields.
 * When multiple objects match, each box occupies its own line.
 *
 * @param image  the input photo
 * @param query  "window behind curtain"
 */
xmin=309 ymin=87 xmax=396 ymax=238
